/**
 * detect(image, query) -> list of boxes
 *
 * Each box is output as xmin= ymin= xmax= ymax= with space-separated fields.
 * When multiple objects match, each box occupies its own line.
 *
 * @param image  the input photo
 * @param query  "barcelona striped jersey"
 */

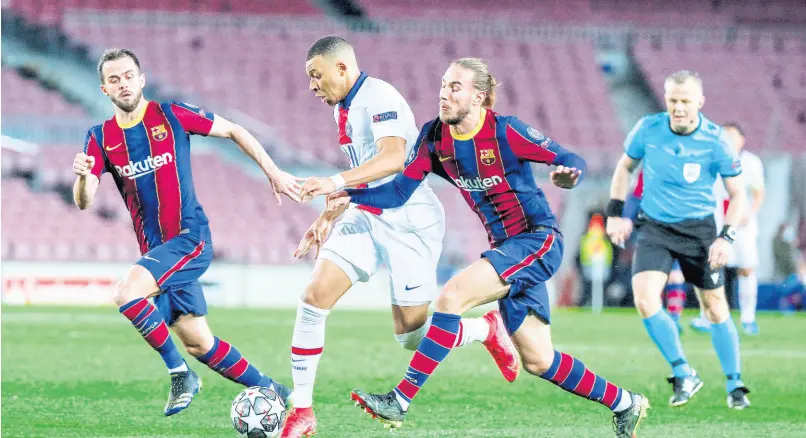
xmin=347 ymin=108 xmax=587 ymax=247
xmin=82 ymin=101 xmax=214 ymax=254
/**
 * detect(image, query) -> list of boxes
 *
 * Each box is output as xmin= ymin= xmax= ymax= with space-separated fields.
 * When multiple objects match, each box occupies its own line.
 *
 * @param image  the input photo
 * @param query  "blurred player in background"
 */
xmin=690 ymin=123 xmax=765 ymax=335
xmin=624 ymin=171 xmax=688 ymax=333
xmin=281 ymin=37 xmax=517 ymax=438
xmin=333 ymin=58 xmax=649 ymax=438
xmin=606 ymin=71 xmax=751 ymax=410
xmin=73 ymin=49 xmax=301 ymax=416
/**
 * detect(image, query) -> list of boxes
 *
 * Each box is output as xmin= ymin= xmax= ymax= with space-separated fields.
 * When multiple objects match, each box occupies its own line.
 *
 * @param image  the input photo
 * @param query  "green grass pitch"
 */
xmin=2 ymin=306 xmax=805 ymax=437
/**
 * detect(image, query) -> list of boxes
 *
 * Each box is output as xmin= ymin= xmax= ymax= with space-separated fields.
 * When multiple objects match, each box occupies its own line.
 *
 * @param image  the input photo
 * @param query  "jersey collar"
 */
xmin=116 ymin=100 xmax=150 ymax=129
xmin=340 ymin=72 xmax=368 ymax=110
xmin=667 ymin=112 xmax=702 ymax=137
xmin=451 ymin=108 xmax=487 ymax=141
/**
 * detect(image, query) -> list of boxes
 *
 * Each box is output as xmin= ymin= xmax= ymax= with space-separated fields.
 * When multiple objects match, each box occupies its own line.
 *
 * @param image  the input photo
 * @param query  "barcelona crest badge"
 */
xmin=150 ymin=124 xmax=168 ymax=141
xmin=480 ymin=149 xmax=496 ymax=165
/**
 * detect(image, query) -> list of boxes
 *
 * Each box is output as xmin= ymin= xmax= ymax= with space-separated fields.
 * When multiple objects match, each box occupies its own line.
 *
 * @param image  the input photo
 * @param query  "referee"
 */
xmin=606 ymin=70 xmax=751 ymax=410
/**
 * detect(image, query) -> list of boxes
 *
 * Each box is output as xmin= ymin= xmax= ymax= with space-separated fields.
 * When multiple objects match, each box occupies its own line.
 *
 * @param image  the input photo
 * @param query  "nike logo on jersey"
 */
xmin=404 ymin=285 xmax=421 ymax=291
xmin=439 ymin=155 xmax=453 ymax=162
xmin=492 ymin=248 xmax=507 ymax=257
xmin=106 ymin=143 xmax=123 ymax=151
xmin=114 ymin=152 xmax=174 ymax=180
xmin=453 ymin=175 xmax=503 ymax=192
xmin=142 ymin=255 xmax=160 ymax=263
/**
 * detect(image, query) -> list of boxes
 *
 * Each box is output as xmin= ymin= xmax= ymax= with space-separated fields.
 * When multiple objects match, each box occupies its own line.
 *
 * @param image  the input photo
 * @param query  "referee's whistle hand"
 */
xmin=708 ymin=238 xmax=731 ymax=269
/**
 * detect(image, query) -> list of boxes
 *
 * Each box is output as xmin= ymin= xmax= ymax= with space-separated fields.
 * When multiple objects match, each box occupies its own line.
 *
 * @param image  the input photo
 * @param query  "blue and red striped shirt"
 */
xmin=83 ymin=101 xmax=214 ymax=254
xmin=346 ymin=109 xmax=586 ymax=247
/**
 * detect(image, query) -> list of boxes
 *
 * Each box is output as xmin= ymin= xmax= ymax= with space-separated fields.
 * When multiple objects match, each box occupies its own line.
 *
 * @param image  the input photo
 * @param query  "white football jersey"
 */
xmin=334 ymin=74 xmax=436 ymax=211
xmin=714 ymin=149 xmax=765 ymax=229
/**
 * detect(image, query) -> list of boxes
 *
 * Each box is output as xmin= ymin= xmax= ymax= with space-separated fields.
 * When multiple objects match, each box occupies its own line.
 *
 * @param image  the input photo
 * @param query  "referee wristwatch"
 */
xmin=719 ymin=225 xmax=737 ymax=244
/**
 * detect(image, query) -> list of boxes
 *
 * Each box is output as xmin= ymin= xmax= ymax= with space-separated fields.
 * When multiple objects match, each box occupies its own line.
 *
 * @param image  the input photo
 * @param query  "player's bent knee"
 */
xmin=113 ymin=280 xmax=143 ymax=307
xmin=633 ymin=289 xmax=663 ymax=318
xmin=434 ymin=282 xmax=465 ymax=313
xmin=301 ymin=280 xmax=335 ymax=310
xmin=521 ymin=351 xmax=554 ymax=376
xmin=395 ymin=327 xmax=426 ymax=351
xmin=114 ymin=265 xmax=159 ymax=306
xmin=701 ymin=288 xmax=730 ymax=323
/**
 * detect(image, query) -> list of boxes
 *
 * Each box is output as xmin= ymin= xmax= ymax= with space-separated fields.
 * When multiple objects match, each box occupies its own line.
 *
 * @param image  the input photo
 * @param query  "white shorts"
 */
xmin=318 ymin=198 xmax=445 ymax=307
xmin=728 ymin=224 xmax=758 ymax=269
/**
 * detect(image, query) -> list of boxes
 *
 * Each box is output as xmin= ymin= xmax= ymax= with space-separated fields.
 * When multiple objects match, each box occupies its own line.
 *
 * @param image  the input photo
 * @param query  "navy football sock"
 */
xmin=540 ymin=350 xmax=629 ymax=411
xmin=393 ymin=312 xmax=460 ymax=410
xmin=119 ymin=298 xmax=184 ymax=370
xmin=197 ymin=337 xmax=274 ymax=388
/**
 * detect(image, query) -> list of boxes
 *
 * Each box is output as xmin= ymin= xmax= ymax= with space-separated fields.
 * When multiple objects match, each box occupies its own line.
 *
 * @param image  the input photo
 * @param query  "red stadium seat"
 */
xmin=1 ymin=147 xmax=319 ymax=263
xmin=633 ymin=38 xmax=806 ymax=153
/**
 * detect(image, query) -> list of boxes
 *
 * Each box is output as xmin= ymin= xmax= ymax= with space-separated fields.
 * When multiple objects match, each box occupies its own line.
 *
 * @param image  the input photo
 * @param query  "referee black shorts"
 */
xmin=631 ymin=211 xmax=725 ymax=290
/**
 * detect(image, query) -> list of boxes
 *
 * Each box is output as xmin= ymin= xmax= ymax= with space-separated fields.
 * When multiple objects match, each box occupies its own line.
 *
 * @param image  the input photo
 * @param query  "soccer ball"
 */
xmin=231 ymin=386 xmax=287 ymax=437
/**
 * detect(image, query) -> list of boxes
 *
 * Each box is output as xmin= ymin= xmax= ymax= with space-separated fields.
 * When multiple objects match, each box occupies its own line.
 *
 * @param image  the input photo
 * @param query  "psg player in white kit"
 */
xmin=690 ymin=122 xmax=765 ymax=335
xmin=718 ymin=123 xmax=765 ymax=335
xmin=279 ymin=36 xmax=519 ymax=438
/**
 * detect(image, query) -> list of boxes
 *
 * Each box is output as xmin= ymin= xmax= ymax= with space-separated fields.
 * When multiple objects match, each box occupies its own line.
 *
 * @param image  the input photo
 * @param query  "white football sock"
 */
xmin=455 ymin=317 xmax=490 ymax=347
xmin=168 ymin=361 xmax=188 ymax=374
xmin=738 ymin=273 xmax=758 ymax=324
xmin=410 ymin=316 xmax=490 ymax=348
xmin=612 ymin=391 xmax=634 ymax=413
xmin=394 ymin=390 xmax=410 ymax=411
xmin=290 ymin=301 xmax=330 ymax=408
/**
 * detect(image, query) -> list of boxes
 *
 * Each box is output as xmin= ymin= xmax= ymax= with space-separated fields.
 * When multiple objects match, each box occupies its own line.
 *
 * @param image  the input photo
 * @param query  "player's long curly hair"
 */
xmin=452 ymin=58 xmax=499 ymax=109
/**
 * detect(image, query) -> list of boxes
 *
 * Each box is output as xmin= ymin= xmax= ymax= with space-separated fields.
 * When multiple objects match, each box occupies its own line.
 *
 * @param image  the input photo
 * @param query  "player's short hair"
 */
xmin=664 ymin=70 xmax=703 ymax=91
xmin=97 ymin=48 xmax=141 ymax=83
xmin=722 ymin=122 xmax=745 ymax=137
xmin=306 ymin=36 xmax=352 ymax=61
xmin=451 ymin=57 xmax=499 ymax=108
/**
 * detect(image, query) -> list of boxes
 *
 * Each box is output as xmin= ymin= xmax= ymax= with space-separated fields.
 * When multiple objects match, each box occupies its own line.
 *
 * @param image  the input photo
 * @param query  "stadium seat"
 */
xmin=633 ymin=38 xmax=806 ymax=153
xmin=1 ymin=69 xmax=90 ymax=118
xmin=6 ymin=0 xmax=322 ymax=26
xmin=1 ymin=146 xmax=319 ymax=264
xmin=61 ymin=24 xmax=625 ymax=165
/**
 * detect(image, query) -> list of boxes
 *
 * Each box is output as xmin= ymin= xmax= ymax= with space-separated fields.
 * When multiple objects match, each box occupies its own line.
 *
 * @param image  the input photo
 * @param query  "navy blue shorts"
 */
xmin=482 ymin=228 xmax=563 ymax=335
xmin=136 ymin=235 xmax=213 ymax=325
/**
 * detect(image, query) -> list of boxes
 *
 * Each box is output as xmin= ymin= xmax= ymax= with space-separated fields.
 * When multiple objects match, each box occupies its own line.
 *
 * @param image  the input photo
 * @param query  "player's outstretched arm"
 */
xmin=72 ymin=152 xmax=100 ymax=210
xmin=335 ymin=173 xmax=421 ymax=210
xmin=504 ymin=117 xmax=586 ymax=187
xmin=299 ymin=136 xmax=406 ymax=202
xmin=338 ymin=136 xmax=406 ymax=186
xmin=207 ymin=115 xmax=303 ymax=205
xmin=548 ymin=150 xmax=587 ymax=189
